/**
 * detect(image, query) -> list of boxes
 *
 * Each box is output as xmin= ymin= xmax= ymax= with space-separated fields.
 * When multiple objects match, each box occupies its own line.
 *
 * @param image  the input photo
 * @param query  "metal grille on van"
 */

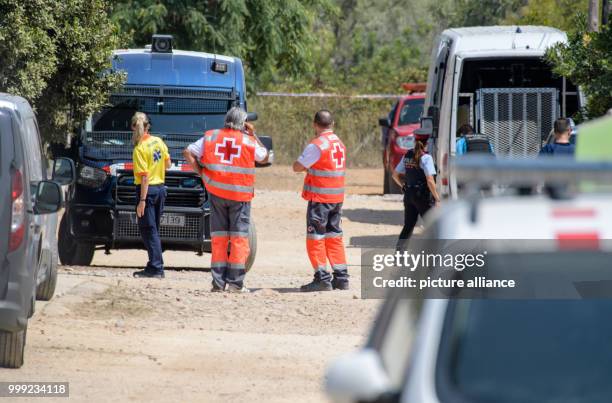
xmin=116 ymin=171 xmax=206 ymax=208
xmin=477 ymin=88 xmax=558 ymax=158
xmin=113 ymin=85 xmax=235 ymax=100
xmin=82 ymin=131 xmax=202 ymax=161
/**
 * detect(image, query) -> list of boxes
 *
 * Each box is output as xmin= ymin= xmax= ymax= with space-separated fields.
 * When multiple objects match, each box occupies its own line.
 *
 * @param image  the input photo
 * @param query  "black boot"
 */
xmin=300 ymin=270 xmax=332 ymax=292
xmin=332 ymin=278 xmax=349 ymax=290
xmin=133 ymin=269 xmax=164 ymax=279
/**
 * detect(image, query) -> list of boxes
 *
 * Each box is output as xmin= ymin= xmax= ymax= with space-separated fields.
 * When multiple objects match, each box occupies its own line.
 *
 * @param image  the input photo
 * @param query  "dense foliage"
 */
xmin=111 ymin=0 xmax=336 ymax=90
xmin=0 ymin=0 xmax=608 ymax=145
xmin=0 ymin=0 xmax=124 ymax=142
xmin=546 ymin=14 xmax=612 ymax=118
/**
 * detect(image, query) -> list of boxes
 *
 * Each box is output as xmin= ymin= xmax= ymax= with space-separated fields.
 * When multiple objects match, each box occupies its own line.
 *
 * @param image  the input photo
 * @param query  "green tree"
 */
xmin=430 ymin=0 xmax=527 ymax=29
xmin=0 ymin=0 xmax=124 ymax=143
xmin=546 ymin=14 xmax=612 ymax=118
xmin=111 ymin=0 xmax=335 ymax=89
xmin=504 ymin=0 xmax=588 ymax=31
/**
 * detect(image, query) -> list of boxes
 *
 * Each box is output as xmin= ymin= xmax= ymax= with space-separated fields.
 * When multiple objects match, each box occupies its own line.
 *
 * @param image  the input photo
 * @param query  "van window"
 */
xmin=23 ymin=118 xmax=45 ymax=182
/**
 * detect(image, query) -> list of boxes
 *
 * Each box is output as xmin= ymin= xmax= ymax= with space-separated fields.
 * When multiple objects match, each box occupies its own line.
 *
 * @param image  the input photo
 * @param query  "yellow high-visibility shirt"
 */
xmin=133 ymin=134 xmax=170 ymax=185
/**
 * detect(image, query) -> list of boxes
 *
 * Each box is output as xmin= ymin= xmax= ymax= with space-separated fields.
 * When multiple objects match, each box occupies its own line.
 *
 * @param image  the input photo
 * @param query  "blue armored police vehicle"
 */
xmin=57 ymin=35 xmax=271 ymax=268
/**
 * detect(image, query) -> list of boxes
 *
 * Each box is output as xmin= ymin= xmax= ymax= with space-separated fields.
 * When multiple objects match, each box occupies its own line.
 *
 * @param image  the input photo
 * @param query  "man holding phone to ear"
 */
xmin=183 ymin=107 xmax=268 ymax=292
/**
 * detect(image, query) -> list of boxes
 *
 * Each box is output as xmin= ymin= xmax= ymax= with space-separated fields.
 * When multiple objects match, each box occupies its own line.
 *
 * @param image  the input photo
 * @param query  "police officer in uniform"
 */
xmin=392 ymin=141 xmax=441 ymax=250
xmin=131 ymin=112 xmax=171 ymax=279
xmin=293 ymin=110 xmax=348 ymax=292
xmin=183 ymin=107 xmax=268 ymax=292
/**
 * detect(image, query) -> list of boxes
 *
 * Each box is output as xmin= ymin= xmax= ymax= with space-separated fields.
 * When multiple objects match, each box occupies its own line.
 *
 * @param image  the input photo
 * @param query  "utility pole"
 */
xmin=588 ymin=0 xmax=600 ymax=31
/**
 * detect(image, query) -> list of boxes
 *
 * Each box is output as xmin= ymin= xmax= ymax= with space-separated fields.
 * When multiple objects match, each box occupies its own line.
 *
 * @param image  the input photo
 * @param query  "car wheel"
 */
xmin=0 ymin=325 xmax=27 ymax=368
xmin=245 ymin=221 xmax=257 ymax=272
xmin=36 ymin=250 xmax=58 ymax=301
xmin=58 ymin=215 xmax=95 ymax=266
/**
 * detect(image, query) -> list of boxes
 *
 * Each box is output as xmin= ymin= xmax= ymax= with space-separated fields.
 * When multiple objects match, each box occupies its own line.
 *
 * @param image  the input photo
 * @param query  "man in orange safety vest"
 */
xmin=184 ymin=107 xmax=268 ymax=292
xmin=293 ymin=110 xmax=348 ymax=292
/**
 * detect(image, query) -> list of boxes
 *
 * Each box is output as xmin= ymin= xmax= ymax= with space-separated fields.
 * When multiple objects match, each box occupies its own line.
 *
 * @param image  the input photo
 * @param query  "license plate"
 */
xmin=161 ymin=214 xmax=185 ymax=227
xmin=128 ymin=212 xmax=185 ymax=227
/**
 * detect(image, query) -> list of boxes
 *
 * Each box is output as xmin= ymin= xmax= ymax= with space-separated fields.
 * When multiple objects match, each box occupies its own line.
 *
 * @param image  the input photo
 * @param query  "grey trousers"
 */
xmin=209 ymin=193 xmax=251 ymax=289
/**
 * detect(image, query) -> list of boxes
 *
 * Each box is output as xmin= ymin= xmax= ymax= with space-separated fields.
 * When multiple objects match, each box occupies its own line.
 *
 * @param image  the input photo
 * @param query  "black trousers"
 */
xmin=397 ymin=191 xmax=433 ymax=250
xmin=136 ymin=185 xmax=166 ymax=273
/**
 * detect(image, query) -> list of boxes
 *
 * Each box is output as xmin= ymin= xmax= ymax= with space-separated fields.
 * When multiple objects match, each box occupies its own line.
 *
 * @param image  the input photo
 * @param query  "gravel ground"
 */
xmin=0 ymin=166 xmax=406 ymax=402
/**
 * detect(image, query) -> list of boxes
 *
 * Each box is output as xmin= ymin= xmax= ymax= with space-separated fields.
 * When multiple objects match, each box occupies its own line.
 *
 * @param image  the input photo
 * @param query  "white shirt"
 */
xmin=297 ymin=144 xmax=321 ymax=168
xmin=395 ymin=153 xmax=436 ymax=176
xmin=187 ymin=136 xmax=268 ymax=162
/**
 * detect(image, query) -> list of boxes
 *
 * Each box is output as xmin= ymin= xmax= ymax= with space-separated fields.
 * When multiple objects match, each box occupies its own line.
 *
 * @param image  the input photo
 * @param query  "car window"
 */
xmin=398 ymin=99 xmax=424 ymax=126
xmin=23 ymin=118 xmax=45 ymax=182
xmin=437 ymin=297 xmax=612 ymax=403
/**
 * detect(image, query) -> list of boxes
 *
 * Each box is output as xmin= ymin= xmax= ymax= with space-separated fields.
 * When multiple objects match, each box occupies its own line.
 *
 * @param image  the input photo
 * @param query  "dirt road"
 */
xmin=1 ymin=166 xmax=405 ymax=402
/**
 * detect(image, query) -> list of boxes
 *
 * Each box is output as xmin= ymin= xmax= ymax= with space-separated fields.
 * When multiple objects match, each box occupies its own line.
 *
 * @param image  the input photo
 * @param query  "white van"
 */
xmin=417 ymin=26 xmax=582 ymax=198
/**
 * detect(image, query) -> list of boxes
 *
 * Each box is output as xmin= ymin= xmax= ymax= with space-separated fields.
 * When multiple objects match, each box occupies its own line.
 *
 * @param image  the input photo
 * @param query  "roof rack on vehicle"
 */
xmin=454 ymin=156 xmax=612 ymax=186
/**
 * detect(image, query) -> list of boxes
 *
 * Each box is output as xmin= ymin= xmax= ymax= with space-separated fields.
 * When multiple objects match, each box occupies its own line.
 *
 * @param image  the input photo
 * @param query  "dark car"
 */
xmin=0 ymin=93 xmax=75 ymax=368
xmin=379 ymin=94 xmax=426 ymax=194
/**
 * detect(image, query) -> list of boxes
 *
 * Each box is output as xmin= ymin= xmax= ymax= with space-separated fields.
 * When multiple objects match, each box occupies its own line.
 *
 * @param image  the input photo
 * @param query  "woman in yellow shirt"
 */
xmin=131 ymin=112 xmax=171 ymax=278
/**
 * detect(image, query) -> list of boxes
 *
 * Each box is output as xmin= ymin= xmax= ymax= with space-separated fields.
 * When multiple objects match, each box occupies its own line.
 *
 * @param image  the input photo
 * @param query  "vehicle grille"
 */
xmin=113 ymin=85 xmax=235 ymax=100
xmin=477 ymin=88 xmax=558 ymax=158
xmin=82 ymin=131 xmax=203 ymax=161
xmin=116 ymin=172 xmax=206 ymax=208
xmin=115 ymin=210 xmax=203 ymax=241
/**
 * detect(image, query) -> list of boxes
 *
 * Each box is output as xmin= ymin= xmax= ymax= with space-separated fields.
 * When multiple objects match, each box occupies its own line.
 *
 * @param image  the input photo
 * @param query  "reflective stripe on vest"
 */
xmin=307 ymin=168 xmax=345 ymax=177
xmin=206 ymin=164 xmax=256 ymax=175
xmin=303 ymin=184 xmax=344 ymax=194
xmin=200 ymin=128 xmax=256 ymax=202
xmin=302 ymin=132 xmax=346 ymax=203
xmin=202 ymin=172 xmax=254 ymax=194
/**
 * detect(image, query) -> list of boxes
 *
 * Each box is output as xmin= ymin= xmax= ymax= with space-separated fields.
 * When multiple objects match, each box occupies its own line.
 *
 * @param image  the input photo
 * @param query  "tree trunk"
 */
xmin=603 ymin=0 xmax=610 ymax=25
xmin=588 ymin=0 xmax=600 ymax=31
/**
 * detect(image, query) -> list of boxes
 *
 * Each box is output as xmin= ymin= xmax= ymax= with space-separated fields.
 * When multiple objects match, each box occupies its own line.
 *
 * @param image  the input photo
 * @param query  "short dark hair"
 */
xmin=314 ymin=109 xmax=334 ymax=128
xmin=457 ymin=124 xmax=474 ymax=137
xmin=554 ymin=118 xmax=571 ymax=135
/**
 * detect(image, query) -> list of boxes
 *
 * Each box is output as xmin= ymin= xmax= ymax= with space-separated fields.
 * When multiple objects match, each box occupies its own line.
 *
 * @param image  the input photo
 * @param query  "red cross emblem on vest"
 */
xmin=331 ymin=143 xmax=345 ymax=168
xmin=215 ymin=137 xmax=242 ymax=164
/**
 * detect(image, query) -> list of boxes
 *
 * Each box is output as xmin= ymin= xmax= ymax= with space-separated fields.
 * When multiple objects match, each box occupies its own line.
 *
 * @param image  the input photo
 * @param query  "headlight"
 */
xmin=77 ymin=165 xmax=108 ymax=188
xmin=181 ymin=177 xmax=201 ymax=189
xmin=395 ymin=135 xmax=415 ymax=150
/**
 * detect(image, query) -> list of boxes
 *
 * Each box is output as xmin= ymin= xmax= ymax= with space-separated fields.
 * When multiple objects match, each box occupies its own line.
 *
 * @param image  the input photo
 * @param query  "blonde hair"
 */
xmin=131 ymin=112 xmax=150 ymax=145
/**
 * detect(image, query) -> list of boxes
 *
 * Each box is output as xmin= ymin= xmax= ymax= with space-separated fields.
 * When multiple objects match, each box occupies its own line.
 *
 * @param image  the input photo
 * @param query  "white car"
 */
xmin=326 ymin=160 xmax=612 ymax=403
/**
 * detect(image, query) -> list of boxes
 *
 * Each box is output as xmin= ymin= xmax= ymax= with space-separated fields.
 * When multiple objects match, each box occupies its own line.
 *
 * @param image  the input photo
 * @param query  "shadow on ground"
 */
xmin=85 ymin=265 xmax=211 ymax=272
xmin=343 ymin=208 xmax=402 ymax=226
xmin=349 ymin=235 xmax=398 ymax=249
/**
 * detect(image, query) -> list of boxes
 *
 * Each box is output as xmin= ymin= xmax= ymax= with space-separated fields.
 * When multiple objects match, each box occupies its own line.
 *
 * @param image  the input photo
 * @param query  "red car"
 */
xmin=379 ymin=94 xmax=426 ymax=193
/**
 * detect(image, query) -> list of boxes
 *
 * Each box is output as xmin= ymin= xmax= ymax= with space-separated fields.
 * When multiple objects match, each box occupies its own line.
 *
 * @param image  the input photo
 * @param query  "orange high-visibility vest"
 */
xmin=200 ymin=128 xmax=257 ymax=202
xmin=302 ymin=131 xmax=346 ymax=203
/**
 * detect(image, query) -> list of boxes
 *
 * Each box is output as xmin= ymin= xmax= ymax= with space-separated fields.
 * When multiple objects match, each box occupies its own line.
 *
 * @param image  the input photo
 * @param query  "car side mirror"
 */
xmin=35 ymin=181 xmax=63 ymax=214
xmin=414 ymin=116 xmax=434 ymax=137
xmin=378 ymin=117 xmax=390 ymax=127
xmin=246 ymin=112 xmax=258 ymax=122
xmin=325 ymin=349 xmax=392 ymax=403
xmin=52 ymin=157 xmax=76 ymax=186
xmin=427 ymin=105 xmax=439 ymax=129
